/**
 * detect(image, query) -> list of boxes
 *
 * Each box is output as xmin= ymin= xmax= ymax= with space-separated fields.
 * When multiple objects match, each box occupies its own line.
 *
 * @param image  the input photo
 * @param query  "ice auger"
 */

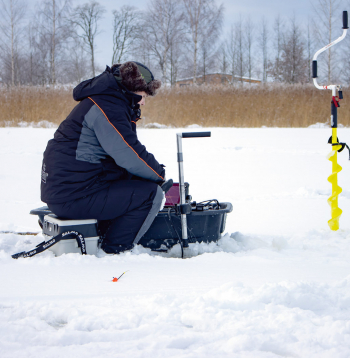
xmin=312 ymin=11 xmax=349 ymax=230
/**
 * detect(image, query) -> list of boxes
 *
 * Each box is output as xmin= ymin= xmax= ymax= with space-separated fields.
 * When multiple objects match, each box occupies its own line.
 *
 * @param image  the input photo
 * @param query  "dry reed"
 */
xmin=142 ymin=84 xmax=350 ymax=128
xmin=1 ymin=83 xmax=349 ymax=128
xmin=0 ymin=86 xmax=75 ymax=127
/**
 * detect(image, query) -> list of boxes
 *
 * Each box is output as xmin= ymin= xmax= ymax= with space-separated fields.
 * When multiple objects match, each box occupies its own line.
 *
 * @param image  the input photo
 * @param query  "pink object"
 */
xmin=165 ymin=183 xmax=180 ymax=206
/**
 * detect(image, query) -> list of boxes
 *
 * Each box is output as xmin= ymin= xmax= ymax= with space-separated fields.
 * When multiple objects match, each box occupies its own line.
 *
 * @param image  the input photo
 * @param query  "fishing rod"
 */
xmin=312 ymin=11 xmax=349 ymax=231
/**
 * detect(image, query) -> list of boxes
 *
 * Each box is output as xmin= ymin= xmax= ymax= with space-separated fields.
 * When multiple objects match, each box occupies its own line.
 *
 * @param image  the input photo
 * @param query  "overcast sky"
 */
xmin=27 ymin=0 xmax=349 ymax=68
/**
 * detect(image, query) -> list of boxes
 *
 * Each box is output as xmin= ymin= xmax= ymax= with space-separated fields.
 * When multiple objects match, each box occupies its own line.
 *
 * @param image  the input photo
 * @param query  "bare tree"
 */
xmin=198 ymin=26 xmax=222 ymax=82
xmin=24 ymin=23 xmax=49 ymax=85
xmin=182 ymin=0 xmax=223 ymax=84
xmin=135 ymin=37 xmax=153 ymax=72
xmin=245 ymin=18 xmax=254 ymax=83
xmin=312 ymin=0 xmax=342 ymax=83
xmin=28 ymin=19 xmax=52 ymax=85
xmin=0 ymin=0 xmax=26 ymax=85
xmin=235 ymin=17 xmax=246 ymax=84
xmin=36 ymin=0 xmax=71 ymax=84
xmin=226 ymin=25 xmax=237 ymax=85
xmin=270 ymin=15 xmax=284 ymax=82
xmin=27 ymin=24 xmax=35 ymax=85
xmin=199 ymin=40 xmax=219 ymax=83
xmin=112 ymin=6 xmax=140 ymax=65
xmin=72 ymin=1 xmax=106 ymax=77
xmin=306 ymin=19 xmax=314 ymax=82
xmin=64 ymin=36 xmax=90 ymax=83
xmin=0 ymin=0 xmax=85 ymax=86
xmin=220 ymin=46 xmax=228 ymax=83
xmin=279 ymin=17 xmax=308 ymax=83
xmin=142 ymin=0 xmax=184 ymax=84
xmin=198 ymin=3 xmax=223 ymax=82
xmin=259 ymin=17 xmax=269 ymax=83
xmin=169 ymin=33 xmax=184 ymax=85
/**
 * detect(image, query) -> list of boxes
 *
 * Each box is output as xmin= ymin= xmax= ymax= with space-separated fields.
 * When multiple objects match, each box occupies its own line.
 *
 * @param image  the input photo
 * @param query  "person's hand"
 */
xmin=161 ymin=179 xmax=173 ymax=193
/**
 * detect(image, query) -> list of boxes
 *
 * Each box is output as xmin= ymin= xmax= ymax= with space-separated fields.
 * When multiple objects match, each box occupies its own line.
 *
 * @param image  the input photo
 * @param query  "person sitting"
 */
xmin=40 ymin=61 xmax=168 ymax=254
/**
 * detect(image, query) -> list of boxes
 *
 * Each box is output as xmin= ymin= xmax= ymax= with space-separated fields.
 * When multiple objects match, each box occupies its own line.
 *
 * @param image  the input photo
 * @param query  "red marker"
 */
xmin=112 ymin=271 xmax=128 ymax=282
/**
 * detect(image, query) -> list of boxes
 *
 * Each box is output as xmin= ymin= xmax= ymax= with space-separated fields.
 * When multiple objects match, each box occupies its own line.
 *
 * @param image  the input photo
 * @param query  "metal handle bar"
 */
xmin=181 ymin=132 xmax=211 ymax=138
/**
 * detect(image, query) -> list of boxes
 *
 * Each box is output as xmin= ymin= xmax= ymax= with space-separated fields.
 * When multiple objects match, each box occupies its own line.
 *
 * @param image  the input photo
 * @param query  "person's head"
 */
xmin=111 ymin=61 xmax=161 ymax=104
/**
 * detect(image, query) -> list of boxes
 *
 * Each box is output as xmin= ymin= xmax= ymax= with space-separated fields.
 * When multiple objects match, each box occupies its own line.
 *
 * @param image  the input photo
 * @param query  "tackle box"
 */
xmin=42 ymin=214 xmax=99 ymax=256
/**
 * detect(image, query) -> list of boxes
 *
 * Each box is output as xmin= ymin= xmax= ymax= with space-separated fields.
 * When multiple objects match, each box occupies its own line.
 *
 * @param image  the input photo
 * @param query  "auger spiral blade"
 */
xmin=327 ymin=147 xmax=343 ymax=231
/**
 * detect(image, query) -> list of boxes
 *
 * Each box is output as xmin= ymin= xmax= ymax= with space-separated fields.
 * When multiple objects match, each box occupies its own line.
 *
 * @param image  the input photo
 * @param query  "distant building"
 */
xmin=176 ymin=73 xmax=261 ymax=86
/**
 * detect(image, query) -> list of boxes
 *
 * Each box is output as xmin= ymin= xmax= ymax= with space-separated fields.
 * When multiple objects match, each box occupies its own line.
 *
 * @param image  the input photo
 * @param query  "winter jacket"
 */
xmin=41 ymin=66 xmax=165 ymax=204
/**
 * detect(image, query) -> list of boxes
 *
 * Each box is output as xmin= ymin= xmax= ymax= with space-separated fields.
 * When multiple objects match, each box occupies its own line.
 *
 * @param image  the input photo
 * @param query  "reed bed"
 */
xmin=142 ymin=84 xmax=350 ymax=128
xmin=1 ymin=84 xmax=349 ymax=127
xmin=0 ymin=86 xmax=75 ymax=127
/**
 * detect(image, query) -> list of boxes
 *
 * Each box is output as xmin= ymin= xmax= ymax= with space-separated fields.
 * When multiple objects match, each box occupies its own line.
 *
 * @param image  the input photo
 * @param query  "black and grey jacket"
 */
xmin=41 ymin=66 xmax=165 ymax=204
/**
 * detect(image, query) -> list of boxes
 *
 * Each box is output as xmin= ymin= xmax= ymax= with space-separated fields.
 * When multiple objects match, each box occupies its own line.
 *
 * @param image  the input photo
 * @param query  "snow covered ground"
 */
xmin=1 ymin=127 xmax=350 ymax=357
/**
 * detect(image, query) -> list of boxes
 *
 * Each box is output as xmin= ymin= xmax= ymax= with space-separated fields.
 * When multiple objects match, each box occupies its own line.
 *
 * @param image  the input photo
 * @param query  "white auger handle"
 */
xmin=313 ymin=11 xmax=348 ymax=91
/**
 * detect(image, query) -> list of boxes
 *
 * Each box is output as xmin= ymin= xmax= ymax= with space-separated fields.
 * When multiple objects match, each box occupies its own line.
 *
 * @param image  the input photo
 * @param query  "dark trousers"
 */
xmin=48 ymin=180 xmax=163 ymax=253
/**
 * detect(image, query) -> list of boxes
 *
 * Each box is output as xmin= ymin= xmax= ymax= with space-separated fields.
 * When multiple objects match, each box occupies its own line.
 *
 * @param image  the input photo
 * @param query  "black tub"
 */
xmin=138 ymin=202 xmax=233 ymax=250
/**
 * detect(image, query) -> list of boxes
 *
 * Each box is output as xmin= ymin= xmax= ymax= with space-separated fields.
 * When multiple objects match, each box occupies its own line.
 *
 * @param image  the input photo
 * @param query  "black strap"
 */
xmin=328 ymin=136 xmax=350 ymax=160
xmin=333 ymin=143 xmax=350 ymax=160
xmin=12 ymin=231 xmax=87 ymax=259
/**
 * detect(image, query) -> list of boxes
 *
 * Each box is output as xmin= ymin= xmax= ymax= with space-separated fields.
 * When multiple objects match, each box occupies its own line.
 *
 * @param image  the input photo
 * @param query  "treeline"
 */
xmin=0 ymin=0 xmax=349 ymax=86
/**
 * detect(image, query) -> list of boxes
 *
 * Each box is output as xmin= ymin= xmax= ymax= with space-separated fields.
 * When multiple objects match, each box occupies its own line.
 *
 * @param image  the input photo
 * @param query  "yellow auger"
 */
xmin=313 ymin=11 xmax=349 ymax=231
xmin=327 ymin=129 xmax=343 ymax=230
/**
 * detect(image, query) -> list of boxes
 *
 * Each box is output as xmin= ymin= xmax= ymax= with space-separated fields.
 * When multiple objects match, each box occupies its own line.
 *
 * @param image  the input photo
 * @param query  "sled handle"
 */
xmin=176 ymin=131 xmax=210 ymax=251
xmin=181 ymin=132 xmax=211 ymax=138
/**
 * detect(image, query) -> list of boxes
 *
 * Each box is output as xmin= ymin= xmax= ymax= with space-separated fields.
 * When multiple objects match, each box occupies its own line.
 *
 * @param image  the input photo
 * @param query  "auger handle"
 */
xmin=313 ymin=10 xmax=348 ymax=90
xmin=343 ymin=11 xmax=349 ymax=29
xmin=181 ymin=132 xmax=211 ymax=138
xmin=313 ymin=61 xmax=317 ymax=78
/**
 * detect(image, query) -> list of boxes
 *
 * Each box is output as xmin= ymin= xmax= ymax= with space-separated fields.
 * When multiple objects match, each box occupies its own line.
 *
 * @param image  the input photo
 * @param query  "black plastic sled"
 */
xmin=29 ymin=199 xmax=232 ymax=253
